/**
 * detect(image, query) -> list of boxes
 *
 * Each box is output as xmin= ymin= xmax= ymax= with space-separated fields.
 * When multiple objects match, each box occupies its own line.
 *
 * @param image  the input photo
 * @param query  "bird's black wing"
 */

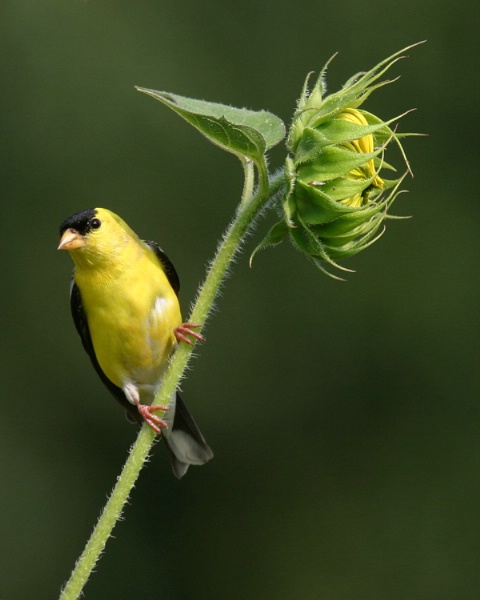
xmin=144 ymin=240 xmax=180 ymax=296
xmin=69 ymin=279 xmax=141 ymax=424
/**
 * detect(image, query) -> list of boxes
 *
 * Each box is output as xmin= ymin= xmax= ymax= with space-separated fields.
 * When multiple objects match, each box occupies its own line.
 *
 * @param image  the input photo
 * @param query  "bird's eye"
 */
xmin=90 ymin=218 xmax=102 ymax=230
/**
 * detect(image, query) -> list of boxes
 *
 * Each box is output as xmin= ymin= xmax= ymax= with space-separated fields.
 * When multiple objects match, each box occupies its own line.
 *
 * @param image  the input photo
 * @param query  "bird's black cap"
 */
xmin=59 ymin=208 xmax=97 ymax=236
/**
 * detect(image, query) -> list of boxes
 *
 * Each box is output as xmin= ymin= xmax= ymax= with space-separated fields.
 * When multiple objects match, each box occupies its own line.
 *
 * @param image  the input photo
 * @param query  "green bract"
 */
xmin=252 ymin=43 xmax=422 ymax=278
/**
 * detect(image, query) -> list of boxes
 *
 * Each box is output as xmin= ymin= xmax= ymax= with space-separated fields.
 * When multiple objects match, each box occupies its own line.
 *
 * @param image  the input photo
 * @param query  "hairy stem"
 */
xmin=59 ymin=170 xmax=285 ymax=600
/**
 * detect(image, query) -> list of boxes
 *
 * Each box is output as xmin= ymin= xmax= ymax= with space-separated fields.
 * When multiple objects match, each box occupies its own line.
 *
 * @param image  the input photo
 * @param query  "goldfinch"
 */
xmin=58 ymin=208 xmax=213 ymax=478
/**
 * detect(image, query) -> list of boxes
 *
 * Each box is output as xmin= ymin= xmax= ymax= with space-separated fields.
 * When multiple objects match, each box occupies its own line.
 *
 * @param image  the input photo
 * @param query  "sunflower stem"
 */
xmin=58 ymin=169 xmax=285 ymax=600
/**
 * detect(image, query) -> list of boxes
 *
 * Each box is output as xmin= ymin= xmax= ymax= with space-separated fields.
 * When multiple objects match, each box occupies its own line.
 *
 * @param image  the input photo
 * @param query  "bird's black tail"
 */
xmin=163 ymin=392 xmax=214 ymax=478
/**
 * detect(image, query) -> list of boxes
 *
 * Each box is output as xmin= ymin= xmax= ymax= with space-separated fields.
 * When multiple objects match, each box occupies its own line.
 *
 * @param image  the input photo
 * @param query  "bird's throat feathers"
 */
xmin=73 ymin=238 xmax=160 ymax=306
xmin=70 ymin=228 xmax=140 ymax=272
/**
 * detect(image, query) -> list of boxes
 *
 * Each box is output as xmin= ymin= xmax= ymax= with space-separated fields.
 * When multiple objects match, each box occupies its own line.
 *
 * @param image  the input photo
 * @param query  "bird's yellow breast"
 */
xmin=75 ymin=244 xmax=182 ymax=390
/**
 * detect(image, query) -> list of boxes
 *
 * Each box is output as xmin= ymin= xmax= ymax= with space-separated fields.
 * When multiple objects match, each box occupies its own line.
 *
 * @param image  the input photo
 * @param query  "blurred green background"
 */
xmin=1 ymin=1 xmax=479 ymax=599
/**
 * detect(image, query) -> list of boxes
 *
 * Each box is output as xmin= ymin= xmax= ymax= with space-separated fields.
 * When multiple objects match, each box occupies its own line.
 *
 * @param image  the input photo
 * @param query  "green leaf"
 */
xmin=312 ymin=116 xmax=397 ymax=147
xmin=296 ymin=141 xmax=380 ymax=176
xmin=249 ymin=220 xmax=289 ymax=266
xmin=309 ymin=201 xmax=387 ymax=237
xmin=290 ymin=223 xmax=353 ymax=274
xmin=294 ymin=120 xmax=388 ymax=160
xmin=294 ymin=179 xmax=361 ymax=224
xmin=136 ymin=87 xmax=285 ymax=166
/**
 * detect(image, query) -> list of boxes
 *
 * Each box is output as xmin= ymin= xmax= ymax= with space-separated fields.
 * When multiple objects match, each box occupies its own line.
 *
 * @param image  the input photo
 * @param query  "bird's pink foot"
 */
xmin=174 ymin=323 xmax=205 ymax=345
xmin=136 ymin=403 xmax=169 ymax=435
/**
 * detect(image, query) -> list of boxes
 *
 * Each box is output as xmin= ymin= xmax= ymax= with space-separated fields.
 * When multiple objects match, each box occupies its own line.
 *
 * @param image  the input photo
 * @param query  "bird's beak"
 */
xmin=58 ymin=229 xmax=86 ymax=250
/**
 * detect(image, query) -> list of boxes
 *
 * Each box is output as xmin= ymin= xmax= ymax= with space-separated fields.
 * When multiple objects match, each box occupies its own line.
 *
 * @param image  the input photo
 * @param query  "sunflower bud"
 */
xmin=254 ymin=44 xmax=421 ymax=277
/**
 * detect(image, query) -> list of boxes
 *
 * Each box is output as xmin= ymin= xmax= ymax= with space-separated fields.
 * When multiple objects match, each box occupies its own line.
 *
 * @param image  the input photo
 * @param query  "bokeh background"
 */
xmin=1 ymin=1 xmax=479 ymax=599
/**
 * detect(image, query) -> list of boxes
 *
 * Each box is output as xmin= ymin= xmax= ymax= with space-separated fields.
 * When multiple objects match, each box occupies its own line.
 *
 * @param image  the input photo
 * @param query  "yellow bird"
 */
xmin=58 ymin=208 xmax=213 ymax=478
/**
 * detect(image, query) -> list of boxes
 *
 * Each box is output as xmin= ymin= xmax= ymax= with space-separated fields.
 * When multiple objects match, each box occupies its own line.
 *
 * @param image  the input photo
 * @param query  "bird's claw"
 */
xmin=174 ymin=322 xmax=205 ymax=345
xmin=136 ymin=403 xmax=169 ymax=435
